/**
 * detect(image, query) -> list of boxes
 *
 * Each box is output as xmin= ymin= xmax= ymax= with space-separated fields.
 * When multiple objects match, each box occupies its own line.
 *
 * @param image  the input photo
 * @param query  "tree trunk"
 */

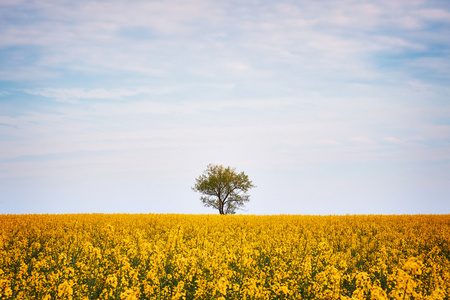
xmin=219 ymin=198 xmax=224 ymax=214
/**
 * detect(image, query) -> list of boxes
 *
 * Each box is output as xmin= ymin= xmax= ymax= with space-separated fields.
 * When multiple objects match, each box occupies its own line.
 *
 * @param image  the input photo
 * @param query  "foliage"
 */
xmin=0 ymin=214 xmax=450 ymax=299
xmin=192 ymin=164 xmax=255 ymax=214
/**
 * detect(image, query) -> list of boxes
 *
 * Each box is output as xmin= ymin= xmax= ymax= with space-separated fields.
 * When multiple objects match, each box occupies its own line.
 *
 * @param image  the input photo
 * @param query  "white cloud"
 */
xmin=415 ymin=9 xmax=450 ymax=23
xmin=2 ymin=0 xmax=446 ymax=82
xmin=24 ymin=87 xmax=153 ymax=103
xmin=223 ymin=61 xmax=254 ymax=73
xmin=383 ymin=137 xmax=403 ymax=144
xmin=316 ymin=140 xmax=341 ymax=146
xmin=350 ymin=137 xmax=373 ymax=144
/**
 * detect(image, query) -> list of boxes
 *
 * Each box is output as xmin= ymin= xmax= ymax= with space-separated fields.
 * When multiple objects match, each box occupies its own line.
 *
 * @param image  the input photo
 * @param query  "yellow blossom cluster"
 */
xmin=0 ymin=214 xmax=449 ymax=299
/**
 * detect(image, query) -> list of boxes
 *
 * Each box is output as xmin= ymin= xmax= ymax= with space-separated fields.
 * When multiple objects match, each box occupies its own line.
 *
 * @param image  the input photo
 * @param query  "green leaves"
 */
xmin=192 ymin=164 xmax=256 ymax=215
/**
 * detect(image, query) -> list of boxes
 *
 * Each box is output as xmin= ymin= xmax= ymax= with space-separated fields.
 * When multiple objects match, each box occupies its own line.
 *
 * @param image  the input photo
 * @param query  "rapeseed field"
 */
xmin=0 ymin=214 xmax=449 ymax=299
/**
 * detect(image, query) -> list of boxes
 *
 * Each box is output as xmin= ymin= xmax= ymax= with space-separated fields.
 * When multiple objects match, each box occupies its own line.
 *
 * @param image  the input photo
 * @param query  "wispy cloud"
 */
xmin=23 ymin=87 xmax=161 ymax=103
xmin=2 ymin=0 xmax=449 ymax=83
xmin=350 ymin=137 xmax=373 ymax=144
xmin=0 ymin=123 xmax=18 ymax=129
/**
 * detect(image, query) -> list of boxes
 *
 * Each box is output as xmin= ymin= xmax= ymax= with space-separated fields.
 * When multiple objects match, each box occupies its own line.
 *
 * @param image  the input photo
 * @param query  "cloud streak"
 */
xmin=2 ymin=0 xmax=449 ymax=83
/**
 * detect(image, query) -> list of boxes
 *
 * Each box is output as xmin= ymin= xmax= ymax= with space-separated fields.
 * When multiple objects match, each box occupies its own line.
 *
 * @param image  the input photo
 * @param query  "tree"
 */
xmin=192 ymin=164 xmax=256 ymax=215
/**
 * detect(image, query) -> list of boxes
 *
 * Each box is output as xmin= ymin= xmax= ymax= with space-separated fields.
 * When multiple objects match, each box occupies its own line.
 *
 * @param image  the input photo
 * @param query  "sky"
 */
xmin=1 ymin=0 xmax=449 ymax=215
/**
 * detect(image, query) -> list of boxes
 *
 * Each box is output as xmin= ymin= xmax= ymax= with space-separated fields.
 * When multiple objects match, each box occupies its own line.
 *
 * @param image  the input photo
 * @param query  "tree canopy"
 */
xmin=192 ymin=164 xmax=255 ymax=214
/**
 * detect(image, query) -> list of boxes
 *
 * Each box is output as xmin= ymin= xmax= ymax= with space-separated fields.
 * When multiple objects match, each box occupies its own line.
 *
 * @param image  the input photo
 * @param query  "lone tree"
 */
xmin=192 ymin=164 xmax=256 ymax=215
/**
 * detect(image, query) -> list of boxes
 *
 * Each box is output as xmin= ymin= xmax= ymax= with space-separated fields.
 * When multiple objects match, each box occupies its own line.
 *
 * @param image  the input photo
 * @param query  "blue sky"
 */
xmin=1 ymin=0 xmax=449 ymax=215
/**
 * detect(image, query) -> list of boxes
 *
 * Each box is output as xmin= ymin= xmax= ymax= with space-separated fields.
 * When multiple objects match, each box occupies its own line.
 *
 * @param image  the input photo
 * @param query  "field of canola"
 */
xmin=0 ymin=214 xmax=449 ymax=300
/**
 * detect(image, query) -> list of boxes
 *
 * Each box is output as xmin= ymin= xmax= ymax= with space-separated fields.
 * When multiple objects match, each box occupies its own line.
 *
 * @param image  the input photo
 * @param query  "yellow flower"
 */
xmin=120 ymin=288 xmax=139 ymax=300
xmin=1 ymin=214 xmax=449 ymax=300
xmin=57 ymin=280 xmax=73 ymax=300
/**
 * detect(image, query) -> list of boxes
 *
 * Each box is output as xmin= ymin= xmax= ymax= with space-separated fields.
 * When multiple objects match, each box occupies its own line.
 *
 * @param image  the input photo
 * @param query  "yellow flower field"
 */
xmin=0 ymin=214 xmax=449 ymax=300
